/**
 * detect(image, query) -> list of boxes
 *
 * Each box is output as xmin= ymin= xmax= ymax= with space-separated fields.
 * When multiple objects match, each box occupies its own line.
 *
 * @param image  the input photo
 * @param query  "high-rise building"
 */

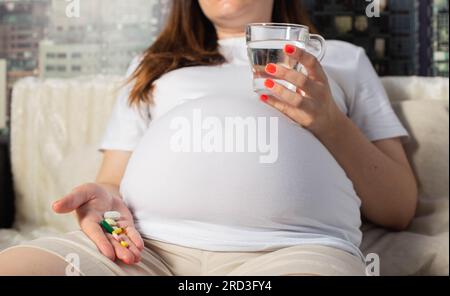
xmin=0 ymin=0 xmax=49 ymax=60
xmin=39 ymin=0 xmax=166 ymax=78
xmin=38 ymin=40 xmax=101 ymax=78
xmin=0 ymin=0 xmax=49 ymax=83
xmin=432 ymin=0 xmax=449 ymax=76
xmin=0 ymin=59 xmax=6 ymax=129
xmin=47 ymin=0 xmax=102 ymax=44
xmin=303 ymin=0 xmax=421 ymax=76
xmin=0 ymin=0 xmax=50 ymax=129
xmin=303 ymin=0 xmax=449 ymax=77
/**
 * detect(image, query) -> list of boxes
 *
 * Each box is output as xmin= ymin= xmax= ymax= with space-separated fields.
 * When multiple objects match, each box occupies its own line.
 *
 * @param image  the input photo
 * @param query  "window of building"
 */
xmin=17 ymin=43 xmax=32 ymax=48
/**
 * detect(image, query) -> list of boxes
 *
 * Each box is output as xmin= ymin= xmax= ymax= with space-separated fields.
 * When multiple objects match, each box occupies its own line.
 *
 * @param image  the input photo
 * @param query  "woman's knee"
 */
xmin=0 ymin=246 xmax=70 ymax=276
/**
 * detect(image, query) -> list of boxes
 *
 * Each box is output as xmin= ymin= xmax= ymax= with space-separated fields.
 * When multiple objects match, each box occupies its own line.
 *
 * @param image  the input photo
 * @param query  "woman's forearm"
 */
xmin=95 ymin=151 xmax=132 ymax=201
xmin=96 ymin=182 xmax=122 ymax=200
xmin=317 ymin=113 xmax=418 ymax=230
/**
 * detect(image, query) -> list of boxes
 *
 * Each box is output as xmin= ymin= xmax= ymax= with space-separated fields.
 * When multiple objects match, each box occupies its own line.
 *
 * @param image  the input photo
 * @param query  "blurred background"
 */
xmin=304 ymin=0 xmax=448 ymax=77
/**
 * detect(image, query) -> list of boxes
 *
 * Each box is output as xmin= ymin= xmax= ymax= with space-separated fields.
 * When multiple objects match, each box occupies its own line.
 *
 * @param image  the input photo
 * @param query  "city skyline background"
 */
xmin=0 ymin=0 xmax=169 ymax=130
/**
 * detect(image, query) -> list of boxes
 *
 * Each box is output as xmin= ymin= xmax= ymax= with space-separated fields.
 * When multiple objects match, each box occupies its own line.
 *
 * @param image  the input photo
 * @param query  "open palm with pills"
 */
xmin=52 ymin=183 xmax=144 ymax=264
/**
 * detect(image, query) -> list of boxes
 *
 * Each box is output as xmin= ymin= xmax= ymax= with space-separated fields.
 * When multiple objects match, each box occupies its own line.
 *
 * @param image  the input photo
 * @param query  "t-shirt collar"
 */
xmin=217 ymin=36 xmax=249 ymax=66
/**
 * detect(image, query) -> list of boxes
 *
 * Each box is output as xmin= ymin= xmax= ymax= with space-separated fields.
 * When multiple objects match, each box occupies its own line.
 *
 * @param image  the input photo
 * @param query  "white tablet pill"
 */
xmin=103 ymin=211 xmax=121 ymax=221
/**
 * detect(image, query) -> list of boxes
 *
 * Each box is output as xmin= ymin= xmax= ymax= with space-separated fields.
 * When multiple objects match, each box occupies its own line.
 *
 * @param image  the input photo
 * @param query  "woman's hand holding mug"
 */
xmin=261 ymin=44 xmax=344 ymax=140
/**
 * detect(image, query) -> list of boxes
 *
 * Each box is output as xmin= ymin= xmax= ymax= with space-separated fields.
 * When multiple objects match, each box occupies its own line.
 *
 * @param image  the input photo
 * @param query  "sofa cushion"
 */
xmin=360 ymin=98 xmax=449 ymax=275
xmin=381 ymin=76 xmax=449 ymax=103
xmin=393 ymin=100 xmax=449 ymax=199
xmin=4 ymin=75 xmax=449 ymax=275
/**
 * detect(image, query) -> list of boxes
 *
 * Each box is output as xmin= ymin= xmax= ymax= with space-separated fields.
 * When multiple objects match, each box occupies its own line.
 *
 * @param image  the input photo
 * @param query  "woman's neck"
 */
xmin=215 ymin=25 xmax=245 ymax=40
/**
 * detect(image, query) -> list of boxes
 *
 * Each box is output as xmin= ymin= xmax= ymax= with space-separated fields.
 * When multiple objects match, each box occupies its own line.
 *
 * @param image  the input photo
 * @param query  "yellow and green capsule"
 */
xmin=100 ymin=219 xmax=115 ymax=234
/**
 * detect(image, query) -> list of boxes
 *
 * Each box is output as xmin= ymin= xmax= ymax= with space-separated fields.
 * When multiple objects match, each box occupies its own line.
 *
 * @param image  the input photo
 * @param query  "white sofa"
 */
xmin=1 ymin=75 xmax=448 ymax=276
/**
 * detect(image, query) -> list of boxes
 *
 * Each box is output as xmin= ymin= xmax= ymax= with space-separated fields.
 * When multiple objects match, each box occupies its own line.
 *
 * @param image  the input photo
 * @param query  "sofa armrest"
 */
xmin=0 ymin=134 xmax=14 ymax=228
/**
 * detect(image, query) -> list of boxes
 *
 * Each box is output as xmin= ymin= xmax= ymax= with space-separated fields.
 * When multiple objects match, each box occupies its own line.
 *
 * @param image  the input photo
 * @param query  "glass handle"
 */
xmin=307 ymin=34 xmax=327 ymax=61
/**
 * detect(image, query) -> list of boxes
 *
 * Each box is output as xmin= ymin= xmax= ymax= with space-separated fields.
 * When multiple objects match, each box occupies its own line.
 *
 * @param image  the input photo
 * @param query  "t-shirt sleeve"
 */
xmin=346 ymin=47 xmax=409 ymax=142
xmin=99 ymin=57 xmax=151 ymax=152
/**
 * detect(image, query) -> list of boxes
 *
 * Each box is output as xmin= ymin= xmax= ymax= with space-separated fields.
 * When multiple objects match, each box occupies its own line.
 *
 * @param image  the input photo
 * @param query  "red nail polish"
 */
xmin=284 ymin=44 xmax=296 ymax=54
xmin=265 ymin=63 xmax=277 ymax=74
xmin=264 ymin=79 xmax=275 ymax=89
xmin=260 ymin=94 xmax=269 ymax=102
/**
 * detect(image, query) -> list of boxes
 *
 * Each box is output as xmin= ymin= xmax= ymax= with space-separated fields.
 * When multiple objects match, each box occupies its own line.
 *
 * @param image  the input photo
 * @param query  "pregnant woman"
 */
xmin=0 ymin=0 xmax=417 ymax=276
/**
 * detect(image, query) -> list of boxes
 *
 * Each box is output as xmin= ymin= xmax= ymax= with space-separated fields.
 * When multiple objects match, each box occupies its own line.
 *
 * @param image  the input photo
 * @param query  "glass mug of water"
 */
xmin=246 ymin=23 xmax=326 ymax=95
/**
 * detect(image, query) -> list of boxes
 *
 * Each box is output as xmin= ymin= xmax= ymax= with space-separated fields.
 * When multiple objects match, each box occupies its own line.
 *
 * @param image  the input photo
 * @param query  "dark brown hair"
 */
xmin=128 ymin=0 xmax=316 ymax=106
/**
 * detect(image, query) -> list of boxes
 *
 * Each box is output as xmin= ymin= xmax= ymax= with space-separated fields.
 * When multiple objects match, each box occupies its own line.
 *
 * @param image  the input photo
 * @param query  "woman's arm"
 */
xmin=96 ymin=150 xmax=132 ymax=195
xmin=53 ymin=150 xmax=144 ymax=264
xmin=318 ymin=116 xmax=417 ymax=230
xmin=262 ymin=45 xmax=418 ymax=230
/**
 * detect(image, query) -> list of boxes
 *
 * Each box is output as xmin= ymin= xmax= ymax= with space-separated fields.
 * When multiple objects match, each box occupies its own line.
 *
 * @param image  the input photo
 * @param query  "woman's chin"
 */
xmin=208 ymin=0 xmax=257 ymax=22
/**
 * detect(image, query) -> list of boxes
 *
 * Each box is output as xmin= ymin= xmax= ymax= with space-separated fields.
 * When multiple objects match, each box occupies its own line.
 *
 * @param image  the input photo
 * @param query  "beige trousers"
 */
xmin=0 ymin=231 xmax=367 ymax=276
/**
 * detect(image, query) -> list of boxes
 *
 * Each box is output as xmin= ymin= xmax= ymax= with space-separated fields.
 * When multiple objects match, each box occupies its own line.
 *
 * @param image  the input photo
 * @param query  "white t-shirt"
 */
xmin=100 ymin=37 xmax=408 ymax=259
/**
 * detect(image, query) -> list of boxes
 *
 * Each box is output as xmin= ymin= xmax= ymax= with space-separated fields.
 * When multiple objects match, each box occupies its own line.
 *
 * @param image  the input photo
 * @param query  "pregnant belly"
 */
xmin=120 ymin=96 xmax=361 ymax=231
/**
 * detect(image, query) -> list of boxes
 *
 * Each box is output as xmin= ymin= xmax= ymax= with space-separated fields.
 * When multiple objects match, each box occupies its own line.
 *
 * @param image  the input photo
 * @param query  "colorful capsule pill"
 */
xmin=112 ymin=227 xmax=123 ymax=235
xmin=120 ymin=241 xmax=129 ymax=248
xmin=100 ymin=220 xmax=114 ymax=234
xmin=105 ymin=218 xmax=117 ymax=226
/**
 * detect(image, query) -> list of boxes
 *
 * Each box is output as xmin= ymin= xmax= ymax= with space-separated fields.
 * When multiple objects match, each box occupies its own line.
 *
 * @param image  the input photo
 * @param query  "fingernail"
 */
xmin=284 ymin=44 xmax=296 ymax=54
xmin=260 ymin=94 xmax=269 ymax=102
xmin=264 ymin=79 xmax=275 ymax=89
xmin=265 ymin=63 xmax=277 ymax=74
